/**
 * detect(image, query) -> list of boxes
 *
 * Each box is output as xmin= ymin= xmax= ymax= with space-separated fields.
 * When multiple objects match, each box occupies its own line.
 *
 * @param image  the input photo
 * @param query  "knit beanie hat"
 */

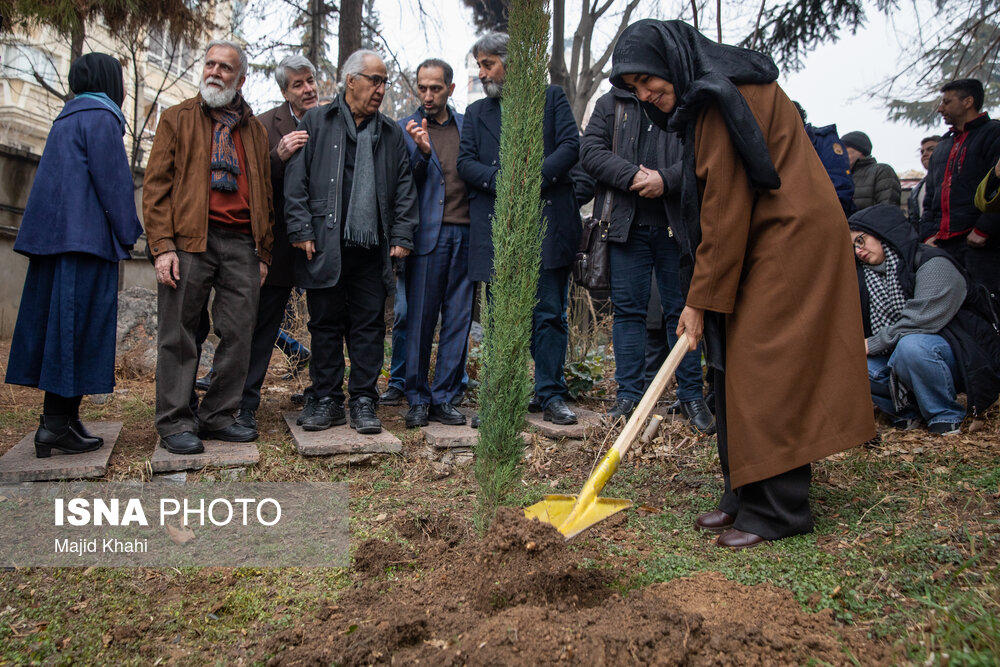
xmin=842 ymin=131 xmax=872 ymax=157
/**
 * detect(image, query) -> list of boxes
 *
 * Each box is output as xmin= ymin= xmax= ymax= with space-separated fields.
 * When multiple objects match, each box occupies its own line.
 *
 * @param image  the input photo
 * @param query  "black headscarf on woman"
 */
xmin=610 ymin=19 xmax=780 ymax=190
xmin=68 ymin=53 xmax=125 ymax=108
xmin=610 ymin=20 xmax=781 ymax=370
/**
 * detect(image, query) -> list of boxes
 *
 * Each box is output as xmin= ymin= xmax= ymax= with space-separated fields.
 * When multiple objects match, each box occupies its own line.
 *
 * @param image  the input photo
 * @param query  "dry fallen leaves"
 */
xmin=165 ymin=524 xmax=196 ymax=545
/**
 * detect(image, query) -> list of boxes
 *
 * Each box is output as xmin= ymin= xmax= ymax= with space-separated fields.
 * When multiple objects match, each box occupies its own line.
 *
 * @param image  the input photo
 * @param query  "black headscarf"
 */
xmin=68 ymin=53 xmax=125 ymax=109
xmin=610 ymin=19 xmax=780 ymax=190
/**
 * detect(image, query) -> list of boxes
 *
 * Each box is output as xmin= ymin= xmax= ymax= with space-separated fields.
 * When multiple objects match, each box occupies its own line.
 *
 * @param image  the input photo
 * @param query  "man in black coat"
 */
xmin=233 ymin=54 xmax=318 ymax=433
xmin=920 ymin=78 xmax=1000 ymax=291
xmin=457 ymin=32 xmax=581 ymax=426
xmin=284 ymin=49 xmax=419 ymax=434
xmin=579 ymin=88 xmax=713 ymax=432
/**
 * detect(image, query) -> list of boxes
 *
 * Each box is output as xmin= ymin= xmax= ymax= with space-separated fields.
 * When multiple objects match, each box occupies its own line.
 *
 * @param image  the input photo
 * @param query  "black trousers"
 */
xmin=305 ymin=246 xmax=385 ymax=406
xmin=239 ymin=284 xmax=293 ymax=412
xmin=714 ymin=367 xmax=814 ymax=540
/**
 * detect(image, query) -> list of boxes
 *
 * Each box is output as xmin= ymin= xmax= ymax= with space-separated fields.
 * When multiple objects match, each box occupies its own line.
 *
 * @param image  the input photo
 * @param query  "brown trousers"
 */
xmin=155 ymin=226 xmax=260 ymax=436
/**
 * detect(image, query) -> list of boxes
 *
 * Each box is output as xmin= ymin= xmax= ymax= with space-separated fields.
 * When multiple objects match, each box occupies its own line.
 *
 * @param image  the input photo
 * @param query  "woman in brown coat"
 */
xmin=611 ymin=20 xmax=875 ymax=548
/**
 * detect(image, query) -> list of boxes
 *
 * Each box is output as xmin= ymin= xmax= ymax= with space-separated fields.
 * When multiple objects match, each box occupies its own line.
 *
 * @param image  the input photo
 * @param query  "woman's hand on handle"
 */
xmin=677 ymin=305 xmax=704 ymax=352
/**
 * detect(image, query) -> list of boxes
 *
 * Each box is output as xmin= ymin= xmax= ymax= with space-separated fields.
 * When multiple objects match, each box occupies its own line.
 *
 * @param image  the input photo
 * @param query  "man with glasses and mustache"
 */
xmin=284 ymin=49 xmax=419 ymax=435
xmin=144 ymin=40 xmax=274 ymax=455
xmin=457 ymin=32 xmax=582 ymax=427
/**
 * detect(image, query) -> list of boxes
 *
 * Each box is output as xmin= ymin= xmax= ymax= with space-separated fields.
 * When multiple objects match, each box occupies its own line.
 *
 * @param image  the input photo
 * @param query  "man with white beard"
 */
xmin=143 ymin=40 xmax=274 ymax=455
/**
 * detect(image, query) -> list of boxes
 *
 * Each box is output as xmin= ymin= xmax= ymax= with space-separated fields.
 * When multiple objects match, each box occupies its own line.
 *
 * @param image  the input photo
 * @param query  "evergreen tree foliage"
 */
xmin=473 ymin=0 xmax=548 ymax=532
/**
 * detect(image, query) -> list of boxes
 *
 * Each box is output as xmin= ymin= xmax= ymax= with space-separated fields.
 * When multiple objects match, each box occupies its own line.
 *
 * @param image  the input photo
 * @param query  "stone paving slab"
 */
xmin=0 ymin=422 xmax=122 ymax=483
xmin=283 ymin=414 xmax=402 ymax=456
xmin=151 ymin=440 xmax=260 ymax=473
xmin=525 ymin=406 xmax=602 ymax=440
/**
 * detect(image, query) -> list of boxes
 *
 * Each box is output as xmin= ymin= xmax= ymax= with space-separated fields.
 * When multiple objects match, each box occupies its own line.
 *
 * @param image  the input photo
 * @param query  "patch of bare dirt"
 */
xmin=266 ymin=509 xmax=889 ymax=666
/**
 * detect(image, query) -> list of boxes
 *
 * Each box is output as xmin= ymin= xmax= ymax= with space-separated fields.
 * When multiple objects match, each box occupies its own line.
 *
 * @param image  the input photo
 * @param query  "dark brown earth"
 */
xmin=266 ymin=509 xmax=889 ymax=666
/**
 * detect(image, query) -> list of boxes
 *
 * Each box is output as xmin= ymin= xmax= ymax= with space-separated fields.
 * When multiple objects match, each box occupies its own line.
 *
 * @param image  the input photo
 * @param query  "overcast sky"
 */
xmin=248 ymin=1 xmax=956 ymax=175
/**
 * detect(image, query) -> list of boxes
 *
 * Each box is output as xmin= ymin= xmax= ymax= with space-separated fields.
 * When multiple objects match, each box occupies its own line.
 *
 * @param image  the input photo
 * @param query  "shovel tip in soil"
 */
xmin=524 ymin=494 xmax=633 ymax=539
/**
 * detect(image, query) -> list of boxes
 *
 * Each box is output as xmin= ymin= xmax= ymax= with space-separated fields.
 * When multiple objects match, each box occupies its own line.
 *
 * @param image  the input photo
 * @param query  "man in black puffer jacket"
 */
xmin=842 ymin=130 xmax=901 ymax=211
xmin=850 ymin=204 xmax=1000 ymax=436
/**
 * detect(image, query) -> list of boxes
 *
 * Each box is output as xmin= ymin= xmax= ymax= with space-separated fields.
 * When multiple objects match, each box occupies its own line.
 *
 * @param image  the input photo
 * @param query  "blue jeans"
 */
xmin=531 ymin=266 xmax=571 ymax=407
xmin=609 ymin=225 xmax=704 ymax=402
xmin=867 ymin=334 xmax=964 ymax=426
xmin=388 ymin=271 xmax=406 ymax=390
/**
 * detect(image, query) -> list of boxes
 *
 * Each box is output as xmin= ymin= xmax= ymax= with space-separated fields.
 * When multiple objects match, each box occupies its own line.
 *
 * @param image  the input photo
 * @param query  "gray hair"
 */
xmin=471 ymin=33 xmax=509 ymax=65
xmin=206 ymin=39 xmax=248 ymax=80
xmin=339 ymin=49 xmax=383 ymax=90
xmin=275 ymin=54 xmax=316 ymax=91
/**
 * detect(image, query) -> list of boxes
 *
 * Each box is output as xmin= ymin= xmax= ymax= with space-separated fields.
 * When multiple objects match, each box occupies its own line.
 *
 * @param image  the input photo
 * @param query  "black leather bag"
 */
xmin=572 ymin=215 xmax=610 ymax=290
xmin=572 ymin=100 xmax=624 ymax=292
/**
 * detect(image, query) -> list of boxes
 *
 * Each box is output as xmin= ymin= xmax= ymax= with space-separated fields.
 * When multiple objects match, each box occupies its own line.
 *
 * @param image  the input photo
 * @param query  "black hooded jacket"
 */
xmin=849 ymin=205 xmax=1000 ymax=415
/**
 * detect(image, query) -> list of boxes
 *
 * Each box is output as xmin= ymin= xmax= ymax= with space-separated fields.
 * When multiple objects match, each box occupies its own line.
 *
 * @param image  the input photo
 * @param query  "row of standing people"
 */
xmin=8 ymin=24 xmax=1000 ymax=548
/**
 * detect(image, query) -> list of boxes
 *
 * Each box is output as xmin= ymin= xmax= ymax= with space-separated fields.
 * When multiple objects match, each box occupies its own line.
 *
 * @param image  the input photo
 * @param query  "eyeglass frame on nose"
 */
xmin=852 ymin=232 xmax=867 ymax=249
xmin=354 ymin=73 xmax=389 ymax=88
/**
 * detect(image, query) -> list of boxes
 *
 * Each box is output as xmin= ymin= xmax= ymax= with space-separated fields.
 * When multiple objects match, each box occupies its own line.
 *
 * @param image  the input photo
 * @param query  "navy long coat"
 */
xmin=6 ymin=96 xmax=142 ymax=396
xmin=457 ymin=85 xmax=581 ymax=283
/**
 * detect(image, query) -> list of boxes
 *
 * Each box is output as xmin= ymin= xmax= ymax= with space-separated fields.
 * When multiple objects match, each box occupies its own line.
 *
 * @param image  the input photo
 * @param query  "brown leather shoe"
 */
xmin=694 ymin=510 xmax=735 ymax=534
xmin=716 ymin=528 xmax=768 ymax=549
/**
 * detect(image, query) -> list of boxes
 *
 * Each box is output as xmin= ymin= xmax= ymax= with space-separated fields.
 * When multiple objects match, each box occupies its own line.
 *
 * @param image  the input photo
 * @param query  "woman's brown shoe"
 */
xmin=694 ymin=510 xmax=735 ymax=534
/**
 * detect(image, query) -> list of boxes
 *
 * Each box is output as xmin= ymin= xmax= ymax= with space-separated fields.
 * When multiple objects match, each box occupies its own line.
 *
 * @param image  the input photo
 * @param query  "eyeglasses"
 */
xmin=852 ymin=233 xmax=867 ymax=249
xmin=354 ymin=73 xmax=389 ymax=88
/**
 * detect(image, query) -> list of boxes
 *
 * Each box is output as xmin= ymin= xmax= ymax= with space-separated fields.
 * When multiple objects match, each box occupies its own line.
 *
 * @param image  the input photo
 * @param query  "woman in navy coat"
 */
xmin=5 ymin=53 xmax=143 ymax=457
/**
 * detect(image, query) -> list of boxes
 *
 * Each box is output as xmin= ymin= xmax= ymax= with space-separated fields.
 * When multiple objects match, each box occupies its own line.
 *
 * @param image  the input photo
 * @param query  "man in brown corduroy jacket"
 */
xmin=143 ymin=39 xmax=274 ymax=455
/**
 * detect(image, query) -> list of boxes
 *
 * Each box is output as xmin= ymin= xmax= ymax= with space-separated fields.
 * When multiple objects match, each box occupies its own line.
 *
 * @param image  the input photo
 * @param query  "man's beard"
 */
xmin=482 ymin=78 xmax=503 ymax=99
xmin=200 ymin=76 xmax=239 ymax=108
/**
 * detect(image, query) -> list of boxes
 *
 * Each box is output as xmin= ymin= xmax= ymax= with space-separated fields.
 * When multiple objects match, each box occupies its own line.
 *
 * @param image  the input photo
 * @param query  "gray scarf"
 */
xmin=864 ymin=246 xmax=907 ymax=333
xmin=338 ymin=94 xmax=380 ymax=249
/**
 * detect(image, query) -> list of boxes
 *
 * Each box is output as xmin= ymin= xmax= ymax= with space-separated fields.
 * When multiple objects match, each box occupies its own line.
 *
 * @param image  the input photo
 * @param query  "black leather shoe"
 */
xmin=716 ymin=528 xmax=768 ymax=549
xmin=406 ymin=404 xmax=429 ymax=428
xmin=199 ymin=422 xmax=258 ymax=442
xmin=235 ymin=408 xmax=257 ymax=431
xmin=291 ymin=392 xmax=306 ymax=406
xmin=70 ymin=418 xmax=104 ymax=448
xmin=350 ymin=397 xmax=382 ymax=434
xmin=695 ymin=510 xmax=735 ymax=534
xmin=160 ymin=431 xmax=205 ymax=455
xmin=470 ymin=413 xmax=480 ymax=429
xmin=665 ymin=399 xmax=682 ymax=414
xmin=195 ymin=370 xmax=214 ymax=392
xmin=429 ymin=402 xmax=467 ymax=425
xmin=302 ymin=397 xmax=346 ymax=431
xmin=379 ymin=386 xmax=405 ymax=406
xmin=296 ymin=394 xmax=318 ymax=425
xmin=34 ymin=415 xmax=102 ymax=458
xmin=544 ymin=398 xmax=577 ymax=425
xmin=606 ymin=397 xmax=637 ymax=423
xmin=681 ymin=399 xmax=716 ymax=435
xmin=528 ymin=396 xmax=542 ymax=413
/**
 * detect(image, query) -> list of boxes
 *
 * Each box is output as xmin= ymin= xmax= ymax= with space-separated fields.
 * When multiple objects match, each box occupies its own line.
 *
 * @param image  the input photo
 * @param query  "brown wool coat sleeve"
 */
xmin=142 ymin=106 xmax=178 ymax=256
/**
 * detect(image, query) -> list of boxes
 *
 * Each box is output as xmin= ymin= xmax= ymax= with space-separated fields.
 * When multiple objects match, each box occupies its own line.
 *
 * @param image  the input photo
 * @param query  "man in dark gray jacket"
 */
xmin=842 ymin=130 xmax=901 ymax=210
xmin=284 ymin=49 xmax=419 ymax=434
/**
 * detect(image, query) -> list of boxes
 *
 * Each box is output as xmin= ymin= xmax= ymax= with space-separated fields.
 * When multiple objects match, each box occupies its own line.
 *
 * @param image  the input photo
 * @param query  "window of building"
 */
xmin=146 ymin=27 xmax=197 ymax=83
xmin=1 ymin=44 xmax=61 ymax=90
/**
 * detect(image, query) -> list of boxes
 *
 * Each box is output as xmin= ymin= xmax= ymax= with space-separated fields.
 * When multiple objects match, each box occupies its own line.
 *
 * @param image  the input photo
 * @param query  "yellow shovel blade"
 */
xmin=524 ymin=494 xmax=633 ymax=539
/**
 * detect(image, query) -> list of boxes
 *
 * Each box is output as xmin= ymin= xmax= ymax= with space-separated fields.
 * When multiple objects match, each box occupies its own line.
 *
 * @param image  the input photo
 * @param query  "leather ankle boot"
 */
xmin=35 ymin=415 xmax=101 ymax=458
xmin=70 ymin=418 xmax=104 ymax=448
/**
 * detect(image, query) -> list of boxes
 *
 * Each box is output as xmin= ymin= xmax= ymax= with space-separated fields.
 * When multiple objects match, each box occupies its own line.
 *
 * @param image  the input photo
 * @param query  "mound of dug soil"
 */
xmin=267 ymin=508 xmax=888 ymax=666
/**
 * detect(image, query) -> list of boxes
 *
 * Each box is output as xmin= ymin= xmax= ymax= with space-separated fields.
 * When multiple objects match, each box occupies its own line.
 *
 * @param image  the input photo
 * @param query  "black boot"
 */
xmin=35 ymin=415 xmax=101 ymax=458
xmin=70 ymin=418 xmax=104 ymax=448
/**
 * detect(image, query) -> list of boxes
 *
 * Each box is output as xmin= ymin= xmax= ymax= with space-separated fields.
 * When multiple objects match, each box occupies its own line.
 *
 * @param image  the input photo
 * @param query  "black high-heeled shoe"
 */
xmin=34 ymin=415 xmax=102 ymax=458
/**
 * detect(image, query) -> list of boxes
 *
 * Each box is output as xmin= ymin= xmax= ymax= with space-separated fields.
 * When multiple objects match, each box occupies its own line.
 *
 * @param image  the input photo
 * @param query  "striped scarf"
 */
xmin=209 ymin=97 xmax=243 ymax=192
xmin=864 ymin=246 xmax=907 ymax=332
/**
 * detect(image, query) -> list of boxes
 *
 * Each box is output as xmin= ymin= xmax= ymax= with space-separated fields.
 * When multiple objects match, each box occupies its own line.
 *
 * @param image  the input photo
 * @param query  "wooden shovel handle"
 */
xmin=610 ymin=333 xmax=691 ymax=459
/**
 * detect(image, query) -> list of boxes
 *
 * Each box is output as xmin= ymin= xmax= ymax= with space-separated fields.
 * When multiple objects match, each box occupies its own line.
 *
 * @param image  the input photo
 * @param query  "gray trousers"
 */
xmin=155 ymin=226 xmax=260 ymax=437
